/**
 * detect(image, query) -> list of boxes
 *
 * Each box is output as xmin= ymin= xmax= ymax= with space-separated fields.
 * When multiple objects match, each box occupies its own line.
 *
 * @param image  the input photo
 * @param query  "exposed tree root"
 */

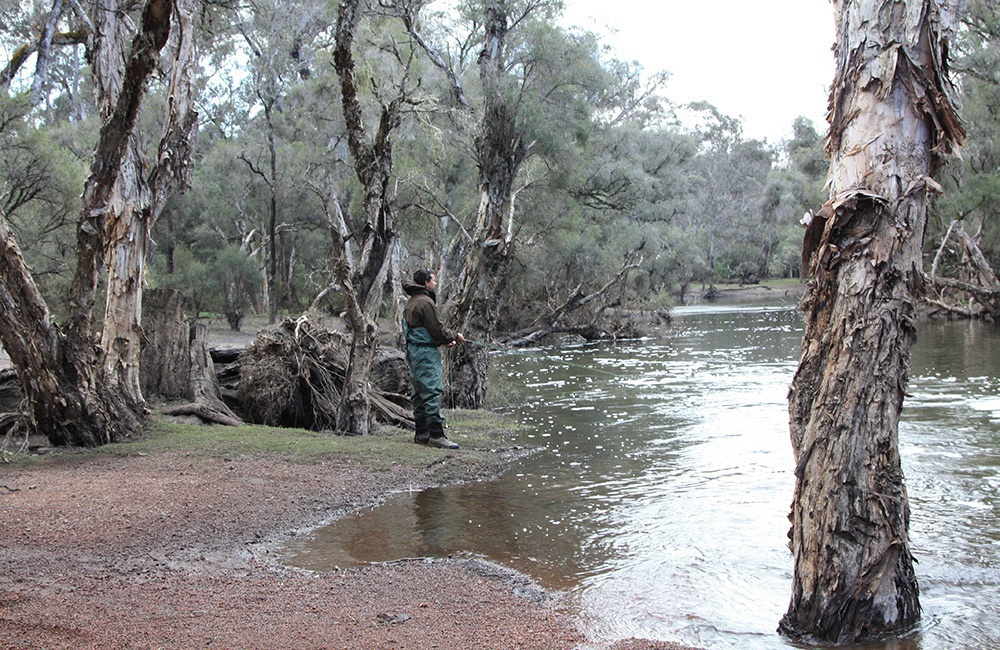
xmin=237 ymin=317 xmax=412 ymax=432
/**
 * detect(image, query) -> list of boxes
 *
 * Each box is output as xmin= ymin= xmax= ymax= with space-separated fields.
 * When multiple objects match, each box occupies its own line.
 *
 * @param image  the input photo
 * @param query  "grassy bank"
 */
xmin=5 ymin=409 xmax=534 ymax=486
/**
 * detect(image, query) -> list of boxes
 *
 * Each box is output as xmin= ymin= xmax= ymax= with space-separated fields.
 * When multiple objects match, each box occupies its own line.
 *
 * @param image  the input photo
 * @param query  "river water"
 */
xmin=281 ymin=301 xmax=999 ymax=649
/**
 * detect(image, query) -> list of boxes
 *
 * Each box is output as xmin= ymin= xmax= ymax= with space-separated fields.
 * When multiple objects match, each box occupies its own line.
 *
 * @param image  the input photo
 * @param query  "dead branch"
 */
xmin=927 ymin=274 xmax=1000 ymax=301
xmin=923 ymin=296 xmax=978 ymax=319
xmin=924 ymin=222 xmax=1000 ymax=320
xmin=500 ymin=242 xmax=646 ymax=347
xmin=0 ymin=412 xmax=23 ymax=440
xmin=402 ymin=11 xmax=471 ymax=111
xmin=955 ymin=226 xmax=1000 ymax=293
xmin=930 ymin=219 xmax=960 ymax=278
xmin=0 ymin=31 xmax=88 ymax=90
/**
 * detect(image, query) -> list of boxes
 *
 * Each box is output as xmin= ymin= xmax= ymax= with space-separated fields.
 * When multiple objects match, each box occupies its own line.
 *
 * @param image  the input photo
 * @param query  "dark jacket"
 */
xmin=402 ymin=280 xmax=458 ymax=346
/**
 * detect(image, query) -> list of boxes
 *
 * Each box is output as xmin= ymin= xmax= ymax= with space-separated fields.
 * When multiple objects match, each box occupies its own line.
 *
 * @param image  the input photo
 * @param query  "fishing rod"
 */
xmin=464 ymin=338 xmax=620 ymax=378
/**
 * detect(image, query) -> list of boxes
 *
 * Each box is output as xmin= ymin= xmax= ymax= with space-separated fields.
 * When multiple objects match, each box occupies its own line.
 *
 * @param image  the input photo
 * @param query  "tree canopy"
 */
xmin=2 ymin=0 xmax=998 ymax=442
xmin=0 ymin=0 xmax=839 ymax=336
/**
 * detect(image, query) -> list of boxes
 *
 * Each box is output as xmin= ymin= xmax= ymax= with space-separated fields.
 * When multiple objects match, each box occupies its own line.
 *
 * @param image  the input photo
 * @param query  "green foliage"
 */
xmin=212 ymin=245 xmax=263 ymax=330
xmin=787 ymin=116 xmax=828 ymax=180
xmin=680 ymin=105 xmax=783 ymax=284
xmin=152 ymin=245 xmax=213 ymax=314
xmin=0 ymin=0 xmax=843 ymax=333
xmin=0 ymin=95 xmax=91 ymax=313
xmin=760 ymin=117 xmax=828 ymax=279
xmin=935 ymin=0 xmax=1000 ymax=265
xmin=150 ymin=244 xmax=262 ymax=325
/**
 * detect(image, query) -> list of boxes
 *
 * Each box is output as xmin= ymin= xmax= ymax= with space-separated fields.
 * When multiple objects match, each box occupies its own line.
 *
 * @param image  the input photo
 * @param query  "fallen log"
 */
xmin=500 ymin=242 xmax=646 ymax=347
xmin=925 ymin=221 xmax=1000 ymax=320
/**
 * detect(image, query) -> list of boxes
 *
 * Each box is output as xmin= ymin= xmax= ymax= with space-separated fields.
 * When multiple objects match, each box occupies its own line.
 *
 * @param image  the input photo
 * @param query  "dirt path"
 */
xmin=0 ymin=448 xmax=694 ymax=650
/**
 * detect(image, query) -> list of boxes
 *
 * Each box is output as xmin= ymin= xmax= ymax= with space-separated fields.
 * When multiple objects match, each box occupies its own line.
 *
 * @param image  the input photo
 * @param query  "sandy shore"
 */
xmin=0 ymin=439 xmax=697 ymax=650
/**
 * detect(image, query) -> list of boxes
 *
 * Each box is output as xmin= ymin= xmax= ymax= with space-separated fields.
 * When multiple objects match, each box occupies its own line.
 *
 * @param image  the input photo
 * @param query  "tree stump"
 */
xmin=141 ymin=288 xmax=241 ymax=426
xmin=140 ymin=288 xmax=191 ymax=400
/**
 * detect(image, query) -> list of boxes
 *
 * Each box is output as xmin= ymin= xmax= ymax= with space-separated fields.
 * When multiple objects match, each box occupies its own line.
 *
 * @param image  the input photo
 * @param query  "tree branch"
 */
xmin=403 ymin=12 xmax=471 ymax=111
xmin=500 ymin=241 xmax=645 ymax=346
xmin=31 ymin=0 xmax=67 ymax=106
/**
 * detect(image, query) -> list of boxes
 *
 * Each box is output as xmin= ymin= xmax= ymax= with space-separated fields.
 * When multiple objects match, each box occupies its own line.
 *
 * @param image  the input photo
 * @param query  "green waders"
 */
xmin=404 ymin=321 xmax=445 ymax=443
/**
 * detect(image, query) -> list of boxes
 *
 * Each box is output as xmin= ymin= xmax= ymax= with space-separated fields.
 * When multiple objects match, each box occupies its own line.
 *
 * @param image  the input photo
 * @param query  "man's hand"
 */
xmin=449 ymin=333 xmax=465 ymax=347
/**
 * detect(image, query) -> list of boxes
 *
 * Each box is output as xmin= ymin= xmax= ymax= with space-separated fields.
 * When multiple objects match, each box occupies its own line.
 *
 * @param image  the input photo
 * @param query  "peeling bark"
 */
xmin=100 ymin=0 xmax=198 ymax=405
xmin=445 ymin=0 xmax=530 ymax=410
xmin=0 ymin=0 xmax=172 ymax=447
xmin=0 ymin=208 xmax=143 ymax=447
xmin=331 ymin=0 xmax=401 ymax=435
xmin=67 ymin=0 xmax=172 ymax=345
xmin=783 ymin=0 xmax=966 ymax=643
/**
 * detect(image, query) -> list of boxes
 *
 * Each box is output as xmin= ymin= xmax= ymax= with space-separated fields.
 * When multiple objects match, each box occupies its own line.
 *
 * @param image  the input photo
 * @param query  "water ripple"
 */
xmin=282 ymin=305 xmax=1000 ymax=650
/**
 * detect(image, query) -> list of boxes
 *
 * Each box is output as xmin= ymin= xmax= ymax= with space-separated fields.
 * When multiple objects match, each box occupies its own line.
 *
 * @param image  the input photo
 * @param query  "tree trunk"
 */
xmin=337 ymin=292 xmax=380 ymax=435
xmin=161 ymin=321 xmax=242 ymax=426
xmin=265 ymin=99 xmax=279 ymax=325
xmin=1 ymin=211 xmax=145 ymax=447
xmin=138 ymin=288 xmax=239 ymax=424
xmin=99 ymin=0 xmax=198 ymax=404
xmin=0 ymin=0 xmax=172 ymax=447
xmin=30 ymin=0 xmax=65 ymax=106
xmin=445 ymin=0 xmax=528 ymax=409
xmin=447 ymin=244 xmax=510 ymax=408
xmin=140 ymin=288 xmax=192 ymax=399
xmin=99 ymin=182 xmax=149 ymax=402
xmin=781 ymin=0 xmax=965 ymax=643
xmin=405 ymin=0 xmax=531 ymax=408
xmin=331 ymin=0 xmax=401 ymax=435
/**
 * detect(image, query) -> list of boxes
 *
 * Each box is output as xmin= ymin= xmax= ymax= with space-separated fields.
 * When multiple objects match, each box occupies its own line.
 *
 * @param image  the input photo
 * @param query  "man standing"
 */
xmin=403 ymin=269 xmax=465 ymax=448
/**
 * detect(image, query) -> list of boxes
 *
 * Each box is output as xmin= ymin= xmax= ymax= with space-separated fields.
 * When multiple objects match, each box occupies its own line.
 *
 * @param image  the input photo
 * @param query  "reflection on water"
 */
xmin=282 ymin=302 xmax=999 ymax=650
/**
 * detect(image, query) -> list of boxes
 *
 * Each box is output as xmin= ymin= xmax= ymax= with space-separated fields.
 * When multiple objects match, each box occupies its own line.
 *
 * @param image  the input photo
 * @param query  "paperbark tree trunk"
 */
xmin=139 ymin=288 xmax=191 ymax=400
xmin=445 ymin=0 xmax=528 ymax=409
xmin=404 ymin=0 xmax=532 ymax=409
xmin=0 ymin=210 xmax=140 ymax=447
xmin=782 ymin=0 xmax=966 ymax=643
xmin=98 ymin=0 xmax=198 ymax=404
xmin=331 ymin=0 xmax=401 ymax=435
xmin=140 ymin=289 xmax=240 ymax=425
xmin=0 ymin=0 xmax=172 ymax=447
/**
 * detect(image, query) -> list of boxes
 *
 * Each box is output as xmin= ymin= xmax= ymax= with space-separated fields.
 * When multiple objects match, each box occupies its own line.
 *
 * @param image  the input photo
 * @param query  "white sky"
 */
xmin=560 ymin=0 xmax=836 ymax=143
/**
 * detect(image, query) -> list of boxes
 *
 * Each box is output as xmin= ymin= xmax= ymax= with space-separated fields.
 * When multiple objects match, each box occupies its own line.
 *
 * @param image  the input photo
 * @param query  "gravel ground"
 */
xmin=0 ymin=448 xmax=696 ymax=650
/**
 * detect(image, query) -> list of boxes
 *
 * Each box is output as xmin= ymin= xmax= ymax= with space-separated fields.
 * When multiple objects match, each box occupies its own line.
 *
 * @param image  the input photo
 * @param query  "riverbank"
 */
xmin=1 ymin=416 xmax=697 ymax=650
xmin=684 ymin=280 xmax=807 ymax=304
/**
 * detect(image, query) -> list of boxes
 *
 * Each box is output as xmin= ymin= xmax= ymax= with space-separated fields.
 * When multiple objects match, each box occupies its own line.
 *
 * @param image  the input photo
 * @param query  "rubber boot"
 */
xmin=414 ymin=417 xmax=429 ymax=444
xmin=427 ymin=420 xmax=458 ymax=449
